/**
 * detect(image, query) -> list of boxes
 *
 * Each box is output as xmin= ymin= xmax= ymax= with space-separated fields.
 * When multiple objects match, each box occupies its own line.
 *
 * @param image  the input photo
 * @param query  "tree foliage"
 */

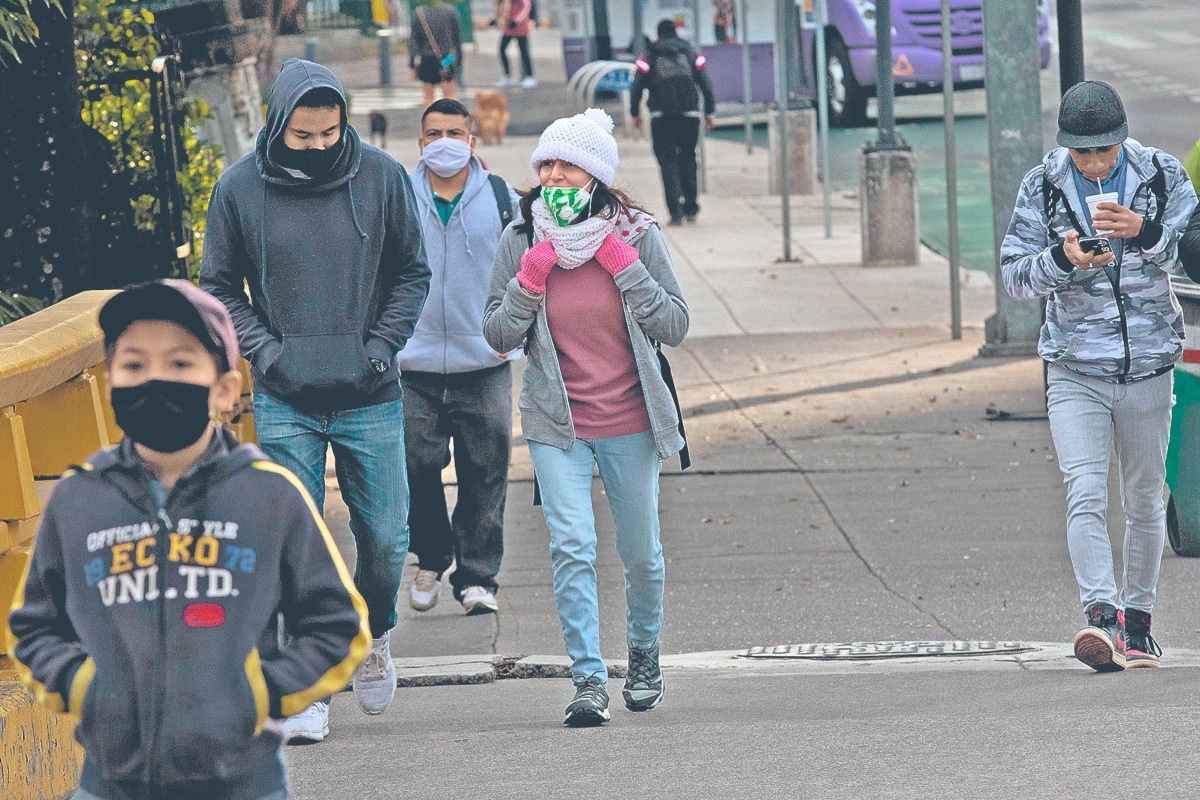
xmin=0 ymin=0 xmax=62 ymax=65
xmin=75 ymin=0 xmax=223 ymax=279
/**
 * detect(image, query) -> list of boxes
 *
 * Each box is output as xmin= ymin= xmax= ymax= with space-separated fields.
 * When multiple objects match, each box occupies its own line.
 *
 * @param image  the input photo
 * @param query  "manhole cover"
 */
xmin=738 ymin=641 xmax=1035 ymax=660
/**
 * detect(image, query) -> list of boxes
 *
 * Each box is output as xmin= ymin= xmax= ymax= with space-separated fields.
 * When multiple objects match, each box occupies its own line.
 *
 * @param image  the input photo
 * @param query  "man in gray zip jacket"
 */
xmin=400 ymin=99 xmax=520 ymax=617
xmin=1001 ymin=81 xmax=1197 ymax=672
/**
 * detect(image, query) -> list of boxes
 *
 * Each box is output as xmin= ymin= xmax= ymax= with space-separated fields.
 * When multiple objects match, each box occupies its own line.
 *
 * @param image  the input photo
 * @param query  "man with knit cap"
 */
xmin=1001 ymin=81 xmax=1196 ymax=672
xmin=631 ymin=18 xmax=715 ymax=225
xmin=201 ymin=59 xmax=431 ymax=742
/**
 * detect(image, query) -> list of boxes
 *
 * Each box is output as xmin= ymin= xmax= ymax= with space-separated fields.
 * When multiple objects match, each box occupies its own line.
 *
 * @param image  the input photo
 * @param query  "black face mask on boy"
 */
xmin=110 ymin=380 xmax=212 ymax=454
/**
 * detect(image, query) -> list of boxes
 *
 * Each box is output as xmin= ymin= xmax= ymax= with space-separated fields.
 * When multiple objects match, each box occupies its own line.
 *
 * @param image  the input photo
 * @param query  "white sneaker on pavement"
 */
xmin=461 ymin=586 xmax=498 ymax=615
xmin=352 ymin=631 xmax=396 ymax=715
xmin=409 ymin=569 xmax=441 ymax=611
xmin=283 ymin=701 xmax=329 ymax=744
xmin=520 ymin=76 xmax=537 ymax=88
xmin=495 ymin=76 xmax=514 ymax=88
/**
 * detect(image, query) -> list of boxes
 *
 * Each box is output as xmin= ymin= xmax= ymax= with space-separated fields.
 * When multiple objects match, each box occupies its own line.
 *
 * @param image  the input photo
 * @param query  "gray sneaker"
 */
xmin=623 ymin=642 xmax=664 ymax=711
xmin=282 ymin=700 xmax=329 ymax=744
xmin=564 ymin=676 xmax=610 ymax=727
xmin=352 ymin=631 xmax=396 ymax=715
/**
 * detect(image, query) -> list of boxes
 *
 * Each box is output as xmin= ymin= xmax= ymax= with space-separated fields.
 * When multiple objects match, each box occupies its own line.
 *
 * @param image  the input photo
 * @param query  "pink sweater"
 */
xmin=544 ymin=260 xmax=651 ymax=439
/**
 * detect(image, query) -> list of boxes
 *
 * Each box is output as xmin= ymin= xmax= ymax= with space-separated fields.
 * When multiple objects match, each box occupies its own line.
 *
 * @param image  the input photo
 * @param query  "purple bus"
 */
xmin=805 ymin=0 xmax=1053 ymax=126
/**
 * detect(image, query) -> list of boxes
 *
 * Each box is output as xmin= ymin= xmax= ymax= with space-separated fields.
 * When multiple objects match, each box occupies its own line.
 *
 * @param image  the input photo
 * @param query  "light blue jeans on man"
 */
xmin=1046 ymin=363 xmax=1173 ymax=614
xmin=253 ymin=393 xmax=409 ymax=637
xmin=528 ymin=432 xmax=664 ymax=684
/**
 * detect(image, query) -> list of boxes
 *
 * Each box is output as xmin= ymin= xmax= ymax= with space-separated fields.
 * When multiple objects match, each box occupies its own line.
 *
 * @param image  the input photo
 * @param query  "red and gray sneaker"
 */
xmin=1118 ymin=608 xmax=1162 ymax=669
xmin=1073 ymin=603 xmax=1125 ymax=672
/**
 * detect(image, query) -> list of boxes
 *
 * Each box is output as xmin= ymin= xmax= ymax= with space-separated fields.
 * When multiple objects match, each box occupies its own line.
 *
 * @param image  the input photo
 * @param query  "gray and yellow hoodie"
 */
xmin=201 ymin=59 xmax=430 ymax=411
xmin=6 ymin=430 xmax=370 ymax=799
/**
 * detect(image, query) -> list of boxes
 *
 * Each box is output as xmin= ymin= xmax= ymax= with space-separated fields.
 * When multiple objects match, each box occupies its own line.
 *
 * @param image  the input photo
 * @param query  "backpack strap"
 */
xmin=487 ymin=173 xmax=514 ymax=230
xmin=1148 ymin=153 xmax=1168 ymax=225
xmin=1041 ymin=173 xmax=1086 ymax=237
xmin=655 ymin=343 xmax=691 ymax=471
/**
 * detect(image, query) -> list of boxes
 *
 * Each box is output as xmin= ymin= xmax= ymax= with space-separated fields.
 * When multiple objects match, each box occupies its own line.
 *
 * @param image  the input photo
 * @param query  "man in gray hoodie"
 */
xmin=200 ymin=59 xmax=430 ymax=742
xmin=401 ymin=98 xmax=520 ymax=617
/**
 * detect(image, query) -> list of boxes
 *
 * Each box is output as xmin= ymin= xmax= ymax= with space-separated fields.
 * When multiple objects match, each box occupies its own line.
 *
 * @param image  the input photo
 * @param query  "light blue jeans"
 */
xmin=528 ymin=432 xmax=664 ymax=683
xmin=1046 ymin=363 xmax=1173 ymax=614
xmin=253 ymin=393 xmax=409 ymax=637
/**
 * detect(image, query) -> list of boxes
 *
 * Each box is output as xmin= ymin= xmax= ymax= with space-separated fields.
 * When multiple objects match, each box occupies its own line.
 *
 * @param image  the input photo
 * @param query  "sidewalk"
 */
xmin=287 ymin=119 xmax=1200 ymax=796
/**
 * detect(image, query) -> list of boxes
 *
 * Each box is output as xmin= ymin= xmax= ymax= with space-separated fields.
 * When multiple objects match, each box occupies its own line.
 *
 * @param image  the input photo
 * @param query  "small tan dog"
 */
xmin=474 ymin=91 xmax=510 ymax=145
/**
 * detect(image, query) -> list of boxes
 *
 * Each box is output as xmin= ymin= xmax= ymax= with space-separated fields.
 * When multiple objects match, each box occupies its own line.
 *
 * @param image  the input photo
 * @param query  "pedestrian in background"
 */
xmin=201 ymin=59 xmax=431 ymax=741
xmin=494 ymin=0 xmax=536 ymax=88
xmin=631 ymin=19 xmax=715 ymax=226
xmin=8 ymin=280 xmax=370 ymax=800
xmin=712 ymin=0 xmax=736 ymax=43
xmin=483 ymin=108 xmax=689 ymax=726
xmin=409 ymin=0 xmax=461 ymax=108
xmin=401 ymin=98 xmax=521 ymax=616
xmin=1001 ymin=81 xmax=1197 ymax=672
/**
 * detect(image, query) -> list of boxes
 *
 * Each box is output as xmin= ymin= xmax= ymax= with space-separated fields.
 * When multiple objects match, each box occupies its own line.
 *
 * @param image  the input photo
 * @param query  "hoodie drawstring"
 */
xmin=348 ymin=177 xmax=367 ymax=240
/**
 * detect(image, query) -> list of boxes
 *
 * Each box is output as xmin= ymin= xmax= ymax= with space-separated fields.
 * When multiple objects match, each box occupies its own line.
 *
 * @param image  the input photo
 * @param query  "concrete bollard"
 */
xmin=767 ymin=107 xmax=817 ymax=196
xmin=377 ymin=29 xmax=393 ymax=86
xmin=305 ymin=36 xmax=319 ymax=63
xmin=859 ymin=145 xmax=919 ymax=266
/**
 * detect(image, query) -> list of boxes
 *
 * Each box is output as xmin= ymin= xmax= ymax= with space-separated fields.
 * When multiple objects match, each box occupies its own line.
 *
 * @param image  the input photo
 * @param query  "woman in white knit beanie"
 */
xmin=484 ymin=108 xmax=690 ymax=727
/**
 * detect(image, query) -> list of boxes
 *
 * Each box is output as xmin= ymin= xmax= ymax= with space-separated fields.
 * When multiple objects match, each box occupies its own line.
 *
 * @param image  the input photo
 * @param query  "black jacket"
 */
xmin=200 ymin=59 xmax=431 ymax=411
xmin=630 ymin=36 xmax=716 ymax=117
xmin=1181 ymin=203 xmax=1200 ymax=283
xmin=6 ymin=431 xmax=370 ymax=796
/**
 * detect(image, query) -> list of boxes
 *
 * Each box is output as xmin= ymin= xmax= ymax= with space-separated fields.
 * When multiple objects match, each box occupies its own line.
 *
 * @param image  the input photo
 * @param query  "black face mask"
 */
xmin=274 ymin=135 xmax=345 ymax=177
xmin=111 ymin=380 xmax=212 ymax=454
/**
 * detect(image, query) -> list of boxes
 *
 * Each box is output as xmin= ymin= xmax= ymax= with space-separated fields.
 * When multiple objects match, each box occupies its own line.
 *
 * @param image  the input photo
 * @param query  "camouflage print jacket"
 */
xmin=1001 ymin=138 xmax=1198 ymax=380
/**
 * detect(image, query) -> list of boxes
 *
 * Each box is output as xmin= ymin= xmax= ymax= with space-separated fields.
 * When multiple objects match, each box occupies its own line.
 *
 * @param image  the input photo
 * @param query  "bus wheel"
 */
xmin=825 ymin=35 xmax=868 ymax=128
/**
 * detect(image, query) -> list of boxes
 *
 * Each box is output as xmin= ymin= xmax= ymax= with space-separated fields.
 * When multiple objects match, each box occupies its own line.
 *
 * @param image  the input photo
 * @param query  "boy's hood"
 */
xmin=255 ymin=58 xmax=362 ymax=192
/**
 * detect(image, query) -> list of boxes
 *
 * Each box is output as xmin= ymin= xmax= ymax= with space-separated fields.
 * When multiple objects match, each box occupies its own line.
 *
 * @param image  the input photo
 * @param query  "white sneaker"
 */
xmin=495 ymin=76 xmax=514 ymax=88
xmin=461 ymin=585 xmax=498 ymax=615
xmin=409 ymin=569 xmax=441 ymax=611
xmin=520 ymin=76 xmax=537 ymax=89
xmin=352 ymin=631 xmax=396 ymax=716
xmin=283 ymin=701 xmax=329 ymax=744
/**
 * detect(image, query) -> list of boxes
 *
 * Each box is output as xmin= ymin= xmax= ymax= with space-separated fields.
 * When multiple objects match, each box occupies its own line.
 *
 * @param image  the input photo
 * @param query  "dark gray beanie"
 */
xmin=1057 ymin=81 xmax=1128 ymax=148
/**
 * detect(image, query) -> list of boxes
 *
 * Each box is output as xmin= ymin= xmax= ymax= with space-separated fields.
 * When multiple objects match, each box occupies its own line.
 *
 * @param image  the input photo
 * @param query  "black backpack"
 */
xmin=487 ymin=173 xmax=513 ymax=229
xmin=650 ymin=45 xmax=698 ymax=114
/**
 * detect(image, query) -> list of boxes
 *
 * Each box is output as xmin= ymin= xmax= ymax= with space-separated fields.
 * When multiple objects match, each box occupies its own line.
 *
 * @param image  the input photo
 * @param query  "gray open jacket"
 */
xmin=1000 ymin=138 xmax=1197 ymax=380
xmin=482 ymin=220 xmax=689 ymax=461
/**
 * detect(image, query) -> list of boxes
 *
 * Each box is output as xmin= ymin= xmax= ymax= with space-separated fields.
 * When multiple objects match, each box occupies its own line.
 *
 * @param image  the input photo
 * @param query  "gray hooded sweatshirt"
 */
xmin=201 ymin=59 xmax=431 ymax=410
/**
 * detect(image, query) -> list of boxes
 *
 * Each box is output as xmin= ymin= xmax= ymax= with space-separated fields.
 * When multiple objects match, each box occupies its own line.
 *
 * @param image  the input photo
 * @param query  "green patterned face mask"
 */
xmin=541 ymin=183 xmax=594 ymax=227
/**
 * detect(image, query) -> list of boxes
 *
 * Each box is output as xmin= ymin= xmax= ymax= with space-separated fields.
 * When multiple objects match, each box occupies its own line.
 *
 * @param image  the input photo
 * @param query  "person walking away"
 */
xmin=7 ymin=280 xmax=370 ymax=800
xmin=1000 ymin=81 xmax=1197 ymax=672
xmin=401 ymin=98 xmax=521 ymax=616
xmin=712 ymin=0 xmax=736 ymax=44
xmin=631 ymin=19 xmax=715 ymax=226
xmin=409 ymin=0 xmax=462 ymax=108
xmin=483 ymin=108 xmax=689 ymax=726
xmin=494 ymin=0 xmax=535 ymax=88
xmin=201 ymin=58 xmax=431 ymax=741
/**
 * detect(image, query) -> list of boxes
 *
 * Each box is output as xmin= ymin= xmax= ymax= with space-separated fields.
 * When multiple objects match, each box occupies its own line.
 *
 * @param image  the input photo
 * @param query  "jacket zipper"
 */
xmin=148 ymin=503 xmax=173 ymax=784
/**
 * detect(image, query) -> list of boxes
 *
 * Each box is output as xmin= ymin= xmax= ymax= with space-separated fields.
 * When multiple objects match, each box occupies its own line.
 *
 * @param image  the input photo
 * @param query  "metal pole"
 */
xmin=592 ymin=0 xmax=612 ymax=60
xmin=632 ymin=0 xmax=644 ymax=56
xmin=776 ymin=0 xmax=791 ymax=262
xmin=305 ymin=36 xmax=319 ymax=63
xmin=941 ymin=0 xmax=961 ymax=340
xmin=815 ymin=0 xmax=832 ymax=238
xmin=378 ymin=28 xmax=393 ymax=86
xmin=980 ymin=0 xmax=1043 ymax=353
xmin=1056 ymin=0 xmax=1085 ymax=94
xmin=875 ymin=0 xmax=896 ymax=146
xmin=693 ymin=0 xmax=706 ymax=193
xmin=741 ymin=0 xmax=752 ymax=153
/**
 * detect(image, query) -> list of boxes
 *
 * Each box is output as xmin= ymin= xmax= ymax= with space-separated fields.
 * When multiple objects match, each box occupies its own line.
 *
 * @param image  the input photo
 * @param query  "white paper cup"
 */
xmin=1086 ymin=191 xmax=1119 ymax=235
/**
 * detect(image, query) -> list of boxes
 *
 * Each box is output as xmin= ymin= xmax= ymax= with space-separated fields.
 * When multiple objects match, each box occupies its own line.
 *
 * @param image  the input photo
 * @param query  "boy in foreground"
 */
xmin=6 ymin=280 xmax=370 ymax=800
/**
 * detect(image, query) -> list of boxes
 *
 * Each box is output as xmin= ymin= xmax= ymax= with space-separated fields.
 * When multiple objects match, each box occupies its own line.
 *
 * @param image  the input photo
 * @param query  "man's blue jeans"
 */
xmin=528 ymin=432 xmax=664 ymax=684
xmin=253 ymin=392 xmax=409 ymax=637
xmin=1046 ymin=364 xmax=1173 ymax=614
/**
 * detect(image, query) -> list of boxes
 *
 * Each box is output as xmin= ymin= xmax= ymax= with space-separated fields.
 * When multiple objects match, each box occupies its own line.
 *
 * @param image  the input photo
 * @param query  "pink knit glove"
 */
xmin=594 ymin=233 xmax=640 ymax=276
xmin=517 ymin=241 xmax=558 ymax=294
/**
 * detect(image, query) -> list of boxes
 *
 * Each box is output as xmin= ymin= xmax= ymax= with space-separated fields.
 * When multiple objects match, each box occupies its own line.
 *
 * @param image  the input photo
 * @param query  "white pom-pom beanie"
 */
xmin=530 ymin=107 xmax=619 ymax=186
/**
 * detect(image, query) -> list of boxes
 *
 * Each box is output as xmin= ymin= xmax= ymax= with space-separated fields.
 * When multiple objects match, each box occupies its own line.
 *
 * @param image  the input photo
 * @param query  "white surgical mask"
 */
xmin=421 ymin=137 xmax=472 ymax=178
